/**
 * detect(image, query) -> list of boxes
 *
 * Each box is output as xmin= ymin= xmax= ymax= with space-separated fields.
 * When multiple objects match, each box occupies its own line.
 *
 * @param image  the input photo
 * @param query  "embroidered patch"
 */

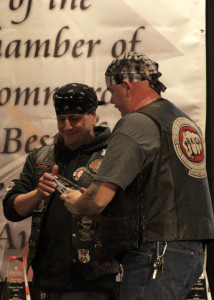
xmin=33 ymin=200 xmax=45 ymax=212
xmin=101 ymin=149 xmax=106 ymax=157
xmin=78 ymin=249 xmax=90 ymax=263
xmin=77 ymin=216 xmax=96 ymax=242
xmin=172 ymin=117 xmax=207 ymax=178
xmin=5 ymin=181 xmax=15 ymax=192
xmin=73 ymin=167 xmax=86 ymax=181
xmin=34 ymin=162 xmax=52 ymax=169
xmin=88 ymin=159 xmax=102 ymax=174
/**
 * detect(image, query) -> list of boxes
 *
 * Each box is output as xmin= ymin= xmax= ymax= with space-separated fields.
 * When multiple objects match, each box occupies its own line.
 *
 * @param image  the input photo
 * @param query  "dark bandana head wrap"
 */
xmin=53 ymin=83 xmax=98 ymax=115
xmin=105 ymin=51 xmax=167 ymax=94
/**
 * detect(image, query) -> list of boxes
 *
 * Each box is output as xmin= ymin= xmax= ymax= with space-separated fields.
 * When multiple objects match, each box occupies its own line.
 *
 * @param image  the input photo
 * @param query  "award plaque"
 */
xmin=2 ymin=256 xmax=31 ymax=300
xmin=186 ymin=273 xmax=209 ymax=300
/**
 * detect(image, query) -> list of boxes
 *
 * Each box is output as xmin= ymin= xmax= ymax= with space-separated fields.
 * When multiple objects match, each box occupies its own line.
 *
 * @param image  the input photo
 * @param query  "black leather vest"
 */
xmin=28 ymin=145 xmax=55 ymax=269
xmin=27 ymin=145 xmax=120 ymax=279
xmin=101 ymin=99 xmax=214 ymax=256
xmin=139 ymin=98 xmax=214 ymax=242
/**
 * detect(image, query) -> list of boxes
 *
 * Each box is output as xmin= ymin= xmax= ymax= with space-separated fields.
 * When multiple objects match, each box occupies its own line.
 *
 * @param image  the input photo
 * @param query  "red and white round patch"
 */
xmin=88 ymin=159 xmax=102 ymax=174
xmin=172 ymin=117 xmax=207 ymax=178
xmin=73 ymin=167 xmax=86 ymax=181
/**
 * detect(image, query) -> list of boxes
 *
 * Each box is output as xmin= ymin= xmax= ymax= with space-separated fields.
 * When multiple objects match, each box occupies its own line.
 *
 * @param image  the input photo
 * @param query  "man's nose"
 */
xmin=64 ymin=119 xmax=73 ymax=129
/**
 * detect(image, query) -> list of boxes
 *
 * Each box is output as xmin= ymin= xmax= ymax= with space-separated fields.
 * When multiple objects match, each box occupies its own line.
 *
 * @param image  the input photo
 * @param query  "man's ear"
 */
xmin=122 ymin=79 xmax=131 ymax=89
xmin=91 ymin=112 xmax=98 ymax=125
xmin=122 ymin=80 xmax=132 ymax=95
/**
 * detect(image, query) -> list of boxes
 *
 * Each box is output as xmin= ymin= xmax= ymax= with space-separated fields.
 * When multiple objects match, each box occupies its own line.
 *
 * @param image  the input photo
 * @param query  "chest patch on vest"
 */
xmin=73 ymin=167 xmax=86 ymax=181
xmin=78 ymin=249 xmax=90 ymax=263
xmin=76 ymin=216 xmax=96 ymax=242
xmin=172 ymin=117 xmax=207 ymax=178
xmin=34 ymin=162 xmax=52 ymax=170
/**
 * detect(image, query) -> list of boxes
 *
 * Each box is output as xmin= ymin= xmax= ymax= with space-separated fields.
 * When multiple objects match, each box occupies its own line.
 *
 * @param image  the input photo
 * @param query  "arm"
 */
xmin=14 ymin=165 xmax=58 ymax=217
xmin=60 ymin=181 xmax=117 ymax=215
xmin=3 ymin=158 xmax=58 ymax=219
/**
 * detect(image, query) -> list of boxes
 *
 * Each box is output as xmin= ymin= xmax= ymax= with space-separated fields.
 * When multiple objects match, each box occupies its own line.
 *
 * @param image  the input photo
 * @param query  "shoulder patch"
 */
xmin=172 ymin=117 xmax=207 ymax=178
xmin=88 ymin=159 xmax=103 ymax=174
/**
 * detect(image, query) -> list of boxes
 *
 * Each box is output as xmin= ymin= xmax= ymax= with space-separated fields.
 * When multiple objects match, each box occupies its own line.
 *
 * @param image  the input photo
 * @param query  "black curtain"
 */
xmin=205 ymin=0 xmax=214 ymax=297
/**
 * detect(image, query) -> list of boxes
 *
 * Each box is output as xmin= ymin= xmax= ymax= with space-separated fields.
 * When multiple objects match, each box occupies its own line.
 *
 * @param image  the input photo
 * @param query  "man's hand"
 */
xmin=60 ymin=188 xmax=83 ymax=214
xmin=60 ymin=181 xmax=117 ymax=216
xmin=37 ymin=164 xmax=58 ymax=197
xmin=14 ymin=165 xmax=59 ymax=217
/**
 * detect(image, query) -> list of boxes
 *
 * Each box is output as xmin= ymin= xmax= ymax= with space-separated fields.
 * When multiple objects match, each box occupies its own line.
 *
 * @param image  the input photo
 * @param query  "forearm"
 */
xmin=14 ymin=165 xmax=59 ymax=217
xmin=14 ymin=189 xmax=42 ymax=217
xmin=75 ymin=186 xmax=105 ymax=215
xmin=61 ymin=181 xmax=116 ymax=215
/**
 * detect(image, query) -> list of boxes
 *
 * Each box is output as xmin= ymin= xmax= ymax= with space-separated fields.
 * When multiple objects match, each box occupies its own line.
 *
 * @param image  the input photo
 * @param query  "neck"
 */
xmin=66 ymin=134 xmax=95 ymax=151
xmin=135 ymin=94 xmax=160 ymax=111
xmin=131 ymin=82 xmax=160 ymax=112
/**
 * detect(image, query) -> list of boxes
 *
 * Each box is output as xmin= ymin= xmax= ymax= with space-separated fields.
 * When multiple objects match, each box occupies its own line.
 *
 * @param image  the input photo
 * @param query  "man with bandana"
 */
xmin=60 ymin=52 xmax=214 ymax=300
xmin=3 ymin=83 xmax=120 ymax=300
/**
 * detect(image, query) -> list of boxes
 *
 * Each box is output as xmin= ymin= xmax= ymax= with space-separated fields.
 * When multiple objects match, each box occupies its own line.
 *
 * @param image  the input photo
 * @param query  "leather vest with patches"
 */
xmin=27 ymin=145 xmax=120 ymax=279
xmin=101 ymin=98 xmax=214 ymax=256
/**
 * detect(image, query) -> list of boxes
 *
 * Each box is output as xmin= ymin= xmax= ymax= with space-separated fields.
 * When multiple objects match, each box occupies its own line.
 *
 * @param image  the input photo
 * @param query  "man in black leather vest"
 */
xmin=3 ymin=83 xmax=120 ymax=300
xmin=60 ymin=53 xmax=214 ymax=300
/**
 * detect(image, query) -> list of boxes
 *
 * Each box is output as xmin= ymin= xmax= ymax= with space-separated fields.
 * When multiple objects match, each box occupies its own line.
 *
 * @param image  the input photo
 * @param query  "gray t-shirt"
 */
xmin=94 ymin=112 xmax=161 ymax=190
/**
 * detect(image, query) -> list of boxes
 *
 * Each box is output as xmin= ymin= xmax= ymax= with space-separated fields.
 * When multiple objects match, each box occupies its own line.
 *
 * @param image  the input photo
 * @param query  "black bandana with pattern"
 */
xmin=105 ymin=51 xmax=167 ymax=94
xmin=53 ymin=83 xmax=98 ymax=115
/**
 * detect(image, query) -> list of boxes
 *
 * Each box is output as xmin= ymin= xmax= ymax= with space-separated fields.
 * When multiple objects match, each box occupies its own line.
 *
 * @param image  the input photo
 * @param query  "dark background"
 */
xmin=206 ymin=0 xmax=214 ymax=297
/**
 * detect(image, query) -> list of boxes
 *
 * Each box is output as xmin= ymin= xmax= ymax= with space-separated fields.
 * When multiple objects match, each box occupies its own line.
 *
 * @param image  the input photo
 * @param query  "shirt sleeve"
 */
xmin=3 ymin=150 xmax=38 ymax=221
xmin=94 ymin=112 xmax=161 ymax=190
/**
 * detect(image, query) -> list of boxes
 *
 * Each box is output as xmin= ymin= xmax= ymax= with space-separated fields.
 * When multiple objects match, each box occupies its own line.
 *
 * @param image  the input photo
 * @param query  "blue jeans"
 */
xmin=48 ymin=292 xmax=109 ymax=299
xmin=119 ymin=241 xmax=204 ymax=300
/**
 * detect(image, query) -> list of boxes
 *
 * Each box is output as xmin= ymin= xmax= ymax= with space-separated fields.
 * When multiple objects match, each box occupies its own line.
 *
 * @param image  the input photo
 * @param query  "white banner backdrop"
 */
xmin=0 ymin=0 xmax=206 ymax=281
